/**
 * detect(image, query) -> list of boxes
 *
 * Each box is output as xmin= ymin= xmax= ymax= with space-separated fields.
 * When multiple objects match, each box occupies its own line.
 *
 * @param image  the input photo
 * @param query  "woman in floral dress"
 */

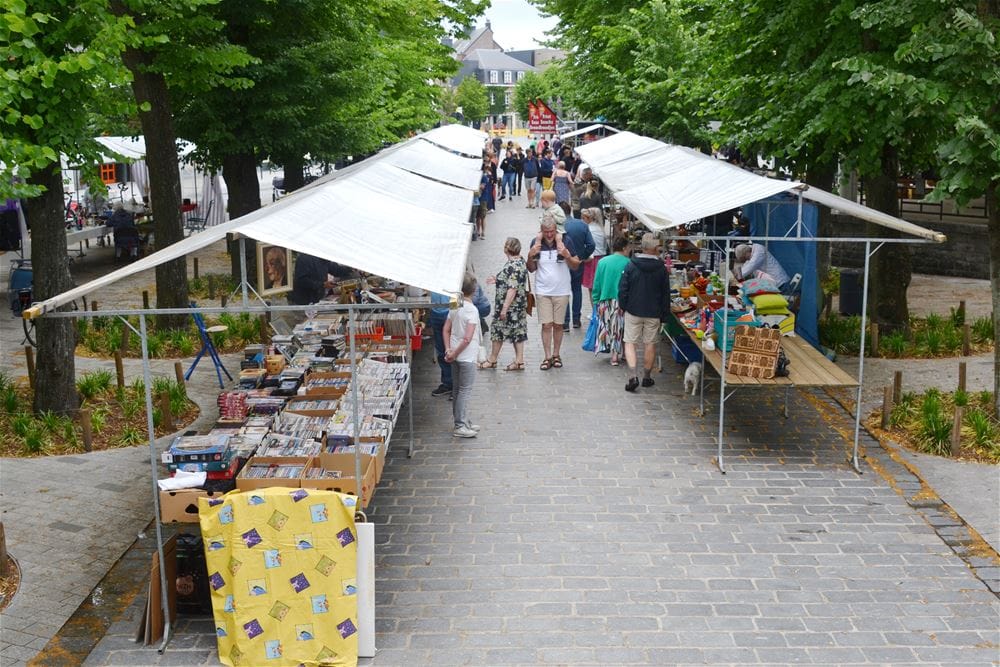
xmin=481 ymin=237 xmax=529 ymax=370
xmin=590 ymin=236 xmax=630 ymax=365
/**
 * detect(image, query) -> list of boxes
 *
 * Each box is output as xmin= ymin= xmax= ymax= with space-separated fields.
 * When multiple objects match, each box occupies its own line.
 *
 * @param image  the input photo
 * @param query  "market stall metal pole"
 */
xmin=407 ymin=335 xmax=415 ymax=458
xmin=716 ymin=238 xmax=733 ymax=473
xmin=850 ymin=241 xmax=881 ymax=473
xmin=347 ymin=307 xmax=363 ymax=503
xmin=140 ymin=313 xmax=172 ymax=651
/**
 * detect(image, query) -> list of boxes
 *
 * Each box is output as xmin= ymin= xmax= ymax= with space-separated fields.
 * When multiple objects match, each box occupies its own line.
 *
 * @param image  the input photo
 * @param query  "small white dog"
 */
xmin=683 ymin=362 xmax=702 ymax=396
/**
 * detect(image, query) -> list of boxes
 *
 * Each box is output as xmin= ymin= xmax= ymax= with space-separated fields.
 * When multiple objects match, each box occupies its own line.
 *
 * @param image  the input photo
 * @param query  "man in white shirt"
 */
xmin=526 ymin=216 xmax=582 ymax=370
xmin=444 ymin=274 xmax=482 ymax=438
xmin=734 ymin=243 xmax=790 ymax=289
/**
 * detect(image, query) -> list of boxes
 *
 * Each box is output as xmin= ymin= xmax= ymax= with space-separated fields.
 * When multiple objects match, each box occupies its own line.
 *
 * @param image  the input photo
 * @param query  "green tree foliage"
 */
xmin=535 ymin=0 xmax=708 ymax=145
xmin=512 ymin=71 xmax=550 ymax=119
xmin=456 ymin=76 xmax=488 ymax=124
xmin=0 ymin=1 xmax=135 ymax=415
xmin=837 ymin=0 xmax=998 ymax=407
xmin=487 ymin=85 xmax=507 ymax=117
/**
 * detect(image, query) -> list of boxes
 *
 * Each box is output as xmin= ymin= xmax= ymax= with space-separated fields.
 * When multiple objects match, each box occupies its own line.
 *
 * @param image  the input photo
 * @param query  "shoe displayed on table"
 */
xmin=625 ymin=377 xmax=640 ymax=392
xmin=453 ymin=426 xmax=477 ymax=438
xmin=431 ymin=384 xmax=452 ymax=397
xmin=641 ymin=377 xmax=655 ymax=388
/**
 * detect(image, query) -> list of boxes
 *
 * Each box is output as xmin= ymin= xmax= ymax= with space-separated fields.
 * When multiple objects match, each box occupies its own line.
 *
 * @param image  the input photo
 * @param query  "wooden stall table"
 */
xmin=669 ymin=304 xmax=859 ymax=472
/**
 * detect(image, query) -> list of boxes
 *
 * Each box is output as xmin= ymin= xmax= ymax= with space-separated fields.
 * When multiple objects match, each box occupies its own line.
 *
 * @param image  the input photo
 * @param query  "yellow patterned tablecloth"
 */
xmin=199 ymin=488 xmax=359 ymax=666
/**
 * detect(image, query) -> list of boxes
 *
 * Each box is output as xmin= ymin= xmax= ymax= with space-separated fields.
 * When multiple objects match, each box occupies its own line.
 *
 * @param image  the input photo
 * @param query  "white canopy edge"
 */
xmin=798 ymin=185 xmax=946 ymax=243
xmin=420 ymin=124 xmax=489 ymax=158
xmin=577 ymin=132 xmax=945 ymax=242
xmin=29 ymin=131 xmax=481 ymax=318
xmin=382 ymin=137 xmax=484 ymax=190
xmin=93 ymin=136 xmax=196 ymax=163
xmin=559 ymin=123 xmax=620 ymax=141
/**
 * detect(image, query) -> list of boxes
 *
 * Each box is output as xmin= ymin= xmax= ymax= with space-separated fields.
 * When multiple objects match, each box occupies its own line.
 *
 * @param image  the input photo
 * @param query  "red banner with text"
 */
xmin=528 ymin=98 xmax=558 ymax=134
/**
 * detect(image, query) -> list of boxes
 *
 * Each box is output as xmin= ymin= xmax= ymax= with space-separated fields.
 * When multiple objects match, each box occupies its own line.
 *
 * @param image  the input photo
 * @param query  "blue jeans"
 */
xmin=430 ymin=314 xmax=452 ymax=389
xmin=501 ymin=172 xmax=516 ymax=198
xmin=563 ymin=266 xmax=584 ymax=327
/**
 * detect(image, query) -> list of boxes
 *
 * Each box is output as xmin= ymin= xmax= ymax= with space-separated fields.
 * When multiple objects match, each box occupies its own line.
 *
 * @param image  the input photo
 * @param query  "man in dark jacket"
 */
xmin=560 ymin=203 xmax=596 ymax=331
xmin=289 ymin=253 xmax=353 ymax=305
xmin=618 ymin=233 xmax=670 ymax=392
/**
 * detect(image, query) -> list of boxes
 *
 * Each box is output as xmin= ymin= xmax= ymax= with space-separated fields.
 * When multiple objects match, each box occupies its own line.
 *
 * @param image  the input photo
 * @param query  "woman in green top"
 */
xmin=590 ymin=236 xmax=631 ymax=365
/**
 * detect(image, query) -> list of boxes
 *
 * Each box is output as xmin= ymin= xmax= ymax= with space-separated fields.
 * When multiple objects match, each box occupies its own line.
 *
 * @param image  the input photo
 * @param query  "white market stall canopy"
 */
xmin=420 ymin=123 xmax=488 ymax=158
xmin=575 ymin=132 xmax=946 ymax=242
xmin=559 ymin=123 xmax=620 ymax=141
xmin=93 ymin=136 xmax=196 ymax=163
xmin=29 ymin=125 xmax=488 ymax=318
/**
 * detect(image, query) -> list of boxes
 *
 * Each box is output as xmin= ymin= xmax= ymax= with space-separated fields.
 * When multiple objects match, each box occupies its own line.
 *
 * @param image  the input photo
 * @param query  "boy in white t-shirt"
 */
xmin=443 ymin=274 xmax=482 ymax=438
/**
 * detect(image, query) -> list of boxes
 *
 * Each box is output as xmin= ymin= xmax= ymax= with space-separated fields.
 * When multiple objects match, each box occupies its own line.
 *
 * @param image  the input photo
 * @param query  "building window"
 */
xmin=503 ymin=70 xmax=512 ymax=84
xmin=489 ymin=70 xmax=498 ymax=83
xmin=517 ymin=71 xmax=526 ymax=81
xmin=504 ymin=91 xmax=511 ymax=107
xmin=100 ymin=163 xmax=117 ymax=184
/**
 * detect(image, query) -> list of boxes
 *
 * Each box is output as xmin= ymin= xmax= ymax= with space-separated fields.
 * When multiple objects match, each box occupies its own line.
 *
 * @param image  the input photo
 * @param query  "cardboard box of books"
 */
xmin=300 ymin=453 xmax=378 ymax=508
xmin=235 ymin=456 xmax=311 ymax=491
xmin=160 ymin=488 xmax=226 ymax=523
xmin=303 ymin=371 xmax=351 ymax=397
xmin=283 ymin=396 xmax=340 ymax=418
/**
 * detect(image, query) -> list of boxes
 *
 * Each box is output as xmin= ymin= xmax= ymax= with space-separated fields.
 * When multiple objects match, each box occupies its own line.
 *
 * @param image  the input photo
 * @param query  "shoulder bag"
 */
xmin=525 ymin=271 xmax=535 ymax=317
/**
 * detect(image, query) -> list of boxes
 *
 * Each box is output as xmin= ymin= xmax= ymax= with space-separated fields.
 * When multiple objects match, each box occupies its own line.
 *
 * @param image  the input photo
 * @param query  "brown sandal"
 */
xmin=551 ymin=355 xmax=563 ymax=368
xmin=539 ymin=358 xmax=552 ymax=371
xmin=478 ymin=359 xmax=498 ymax=369
xmin=504 ymin=361 xmax=525 ymax=371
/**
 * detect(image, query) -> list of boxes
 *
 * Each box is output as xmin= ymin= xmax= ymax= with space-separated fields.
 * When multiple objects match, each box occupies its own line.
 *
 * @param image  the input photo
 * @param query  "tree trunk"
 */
xmin=223 ymin=152 xmax=262 ymax=284
xmin=281 ymin=154 xmax=305 ymax=193
xmin=116 ymin=12 xmax=188 ymax=330
xmin=987 ymin=179 xmax=999 ymax=415
xmin=806 ymin=160 xmax=836 ymax=320
xmin=28 ymin=164 xmax=79 ymax=416
xmin=864 ymin=143 xmax=911 ymax=336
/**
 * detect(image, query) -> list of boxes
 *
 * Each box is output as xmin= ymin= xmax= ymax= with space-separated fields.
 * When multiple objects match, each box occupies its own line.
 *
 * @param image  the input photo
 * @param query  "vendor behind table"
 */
xmin=288 ymin=252 xmax=356 ymax=306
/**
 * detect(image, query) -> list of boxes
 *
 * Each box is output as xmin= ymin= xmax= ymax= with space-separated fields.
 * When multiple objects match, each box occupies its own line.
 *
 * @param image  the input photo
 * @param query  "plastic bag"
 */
xmin=581 ymin=316 xmax=598 ymax=352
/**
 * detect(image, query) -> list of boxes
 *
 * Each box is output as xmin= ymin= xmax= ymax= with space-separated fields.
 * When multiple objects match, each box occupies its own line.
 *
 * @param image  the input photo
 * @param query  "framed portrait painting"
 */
xmin=257 ymin=244 xmax=293 ymax=296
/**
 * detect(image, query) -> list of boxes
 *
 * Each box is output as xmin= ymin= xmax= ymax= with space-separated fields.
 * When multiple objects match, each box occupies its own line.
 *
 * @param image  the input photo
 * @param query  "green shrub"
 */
xmin=918 ymin=396 xmax=951 ymax=455
xmin=941 ymin=324 xmax=962 ymax=354
xmin=880 ymin=331 xmax=907 ymax=358
xmin=966 ymin=409 xmax=997 ymax=450
xmin=971 ymin=315 xmax=994 ymax=343
xmin=889 ymin=391 xmax=917 ymax=428
xmin=922 ymin=328 xmax=943 ymax=355
xmin=925 ymin=313 xmax=944 ymax=331
xmin=90 ymin=407 xmax=109 ymax=433
xmin=38 ymin=410 xmax=62 ymax=434
xmin=210 ymin=328 xmax=229 ymax=350
xmin=146 ymin=331 xmax=167 ymax=358
xmin=819 ymin=314 xmax=862 ymax=355
xmin=11 ymin=413 xmax=33 ymax=438
xmin=77 ymin=370 xmax=113 ymax=400
xmin=22 ymin=426 xmax=47 ymax=454
xmin=953 ymin=390 xmax=969 ymax=408
xmin=949 ymin=306 xmax=965 ymax=327
xmin=118 ymin=426 xmax=145 ymax=447
xmin=2 ymin=387 xmax=20 ymax=413
xmin=0 ymin=372 xmax=11 ymax=393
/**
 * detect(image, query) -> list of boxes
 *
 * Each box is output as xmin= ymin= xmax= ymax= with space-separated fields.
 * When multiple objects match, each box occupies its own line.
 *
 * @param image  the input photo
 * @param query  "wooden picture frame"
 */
xmin=257 ymin=244 xmax=293 ymax=296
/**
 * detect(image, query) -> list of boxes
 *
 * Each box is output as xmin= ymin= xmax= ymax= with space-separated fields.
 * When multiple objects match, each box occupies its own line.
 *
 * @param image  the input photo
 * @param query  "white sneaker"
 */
xmin=453 ymin=426 xmax=477 ymax=438
xmin=466 ymin=424 xmax=481 ymax=432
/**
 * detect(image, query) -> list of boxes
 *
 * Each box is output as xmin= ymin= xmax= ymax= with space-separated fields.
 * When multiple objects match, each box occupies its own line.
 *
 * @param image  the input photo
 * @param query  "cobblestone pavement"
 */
xmin=76 ymin=197 xmax=999 ymax=665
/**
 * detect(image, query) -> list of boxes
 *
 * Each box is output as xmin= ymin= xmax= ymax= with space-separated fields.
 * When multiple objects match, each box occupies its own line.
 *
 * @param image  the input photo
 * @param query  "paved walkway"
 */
xmin=73 ymin=197 xmax=999 ymax=665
